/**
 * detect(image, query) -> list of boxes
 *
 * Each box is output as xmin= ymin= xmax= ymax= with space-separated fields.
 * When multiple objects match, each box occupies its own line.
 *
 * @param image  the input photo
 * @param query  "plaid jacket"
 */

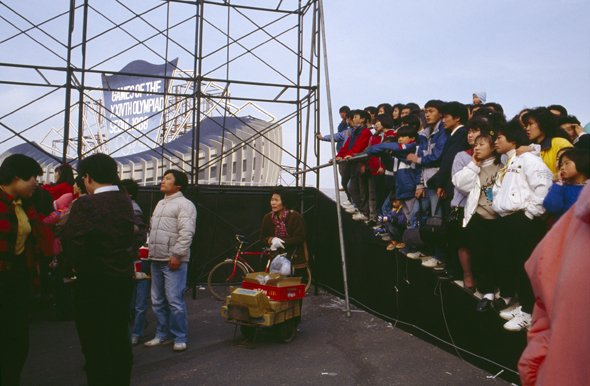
xmin=0 ymin=189 xmax=40 ymax=281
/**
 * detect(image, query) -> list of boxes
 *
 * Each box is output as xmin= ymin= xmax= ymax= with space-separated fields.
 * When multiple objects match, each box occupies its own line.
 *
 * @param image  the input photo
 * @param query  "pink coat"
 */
xmin=519 ymin=182 xmax=590 ymax=386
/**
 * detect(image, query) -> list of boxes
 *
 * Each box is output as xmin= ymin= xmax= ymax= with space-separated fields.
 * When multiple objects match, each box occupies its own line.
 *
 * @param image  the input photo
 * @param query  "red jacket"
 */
xmin=42 ymin=182 xmax=74 ymax=200
xmin=337 ymin=126 xmax=371 ymax=158
xmin=518 ymin=182 xmax=590 ymax=386
xmin=368 ymin=130 xmax=396 ymax=174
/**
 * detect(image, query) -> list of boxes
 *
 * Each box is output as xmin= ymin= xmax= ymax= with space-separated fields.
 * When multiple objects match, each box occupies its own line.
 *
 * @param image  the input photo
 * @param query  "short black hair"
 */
xmin=382 ymin=136 xmax=397 ymax=143
xmin=269 ymin=187 xmax=296 ymax=209
xmin=559 ymin=148 xmax=590 ymax=178
xmin=377 ymin=103 xmax=393 ymax=116
xmin=400 ymin=114 xmax=421 ymax=131
xmin=472 ymin=107 xmax=507 ymax=129
xmin=30 ymin=186 xmax=54 ymax=216
xmin=339 ymin=105 xmax=351 ymax=114
xmin=364 ymin=106 xmax=377 ymax=116
xmin=424 ymin=99 xmax=445 ymax=113
xmin=0 ymin=154 xmax=43 ymax=185
xmin=346 ymin=110 xmax=356 ymax=120
xmin=78 ymin=153 xmax=120 ymax=185
xmin=522 ymin=107 xmax=559 ymax=138
xmin=74 ymin=175 xmax=88 ymax=195
xmin=440 ymin=101 xmax=469 ymax=125
xmin=405 ymin=102 xmax=420 ymax=112
xmin=547 ymin=104 xmax=568 ymax=116
xmin=496 ymin=121 xmax=529 ymax=148
xmin=465 ymin=117 xmax=493 ymax=135
xmin=558 ymin=115 xmax=581 ymax=126
xmin=120 ymin=178 xmax=139 ymax=200
xmin=163 ymin=170 xmax=189 ymax=192
xmin=55 ymin=163 xmax=75 ymax=186
xmin=354 ymin=109 xmax=371 ymax=124
xmin=375 ymin=113 xmax=394 ymax=129
xmin=396 ymin=125 xmax=418 ymax=140
xmin=484 ymin=102 xmax=504 ymax=115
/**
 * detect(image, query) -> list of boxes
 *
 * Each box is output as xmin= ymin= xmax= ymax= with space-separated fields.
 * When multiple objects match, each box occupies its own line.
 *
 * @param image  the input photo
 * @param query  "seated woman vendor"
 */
xmin=260 ymin=188 xmax=308 ymax=277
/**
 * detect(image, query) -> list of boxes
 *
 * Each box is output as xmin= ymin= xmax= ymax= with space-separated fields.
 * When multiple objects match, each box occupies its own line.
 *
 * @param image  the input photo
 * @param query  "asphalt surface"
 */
xmin=23 ymin=286 xmax=514 ymax=386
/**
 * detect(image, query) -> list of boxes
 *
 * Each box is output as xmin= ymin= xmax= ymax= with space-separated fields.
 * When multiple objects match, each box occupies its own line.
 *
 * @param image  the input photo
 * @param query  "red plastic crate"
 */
xmin=241 ymin=281 xmax=305 ymax=301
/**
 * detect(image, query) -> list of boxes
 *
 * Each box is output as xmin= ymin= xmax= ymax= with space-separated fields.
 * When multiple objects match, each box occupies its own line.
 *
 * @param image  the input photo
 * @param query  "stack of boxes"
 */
xmin=221 ymin=273 xmax=304 ymax=326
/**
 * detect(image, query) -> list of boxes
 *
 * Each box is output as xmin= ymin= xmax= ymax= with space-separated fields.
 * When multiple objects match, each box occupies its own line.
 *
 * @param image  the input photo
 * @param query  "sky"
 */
xmin=0 ymin=0 xmax=589 ymax=189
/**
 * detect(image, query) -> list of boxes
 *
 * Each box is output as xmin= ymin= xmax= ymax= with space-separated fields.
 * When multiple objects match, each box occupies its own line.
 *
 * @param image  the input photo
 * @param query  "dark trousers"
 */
xmin=373 ymin=174 xmax=389 ymax=217
xmin=0 ymin=259 xmax=30 ymax=386
xmin=348 ymin=163 xmax=369 ymax=216
xmin=74 ymin=276 xmax=134 ymax=386
xmin=497 ymin=212 xmax=546 ymax=313
xmin=466 ymin=214 xmax=504 ymax=295
xmin=341 ymin=162 xmax=352 ymax=202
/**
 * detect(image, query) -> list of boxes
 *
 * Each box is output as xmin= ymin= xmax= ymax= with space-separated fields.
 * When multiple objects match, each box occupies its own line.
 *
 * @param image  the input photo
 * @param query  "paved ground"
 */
xmin=22 ymin=286 xmax=514 ymax=386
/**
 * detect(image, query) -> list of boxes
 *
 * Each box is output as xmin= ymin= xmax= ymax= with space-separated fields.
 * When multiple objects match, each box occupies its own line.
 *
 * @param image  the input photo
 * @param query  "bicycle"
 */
xmin=207 ymin=234 xmax=312 ymax=301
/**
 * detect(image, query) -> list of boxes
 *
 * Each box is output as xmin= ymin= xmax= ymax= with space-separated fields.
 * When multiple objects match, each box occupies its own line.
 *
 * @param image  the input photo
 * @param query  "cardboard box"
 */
xmin=243 ymin=272 xmax=302 ymax=287
xmin=230 ymin=288 xmax=273 ymax=318
xmin=275 ymin=310 xmax=285 ymax=324
xmin=285 ymin=307 xmax=294 ymax=320
xmin=221 ymin=306 xmax=228 ymax=318
xmin=268 ymin=300 xmax=290 ymax=312
xmin=225 ymin=296 xmax=232 ymax=306
xmin=293 ymin=304 xmax=300 ymax=318
xmin=250 ymin=312 xmax=277 ymax=326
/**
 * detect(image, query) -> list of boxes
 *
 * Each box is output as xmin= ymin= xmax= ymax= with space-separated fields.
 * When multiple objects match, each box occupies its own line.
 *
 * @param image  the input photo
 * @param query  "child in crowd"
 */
xmin=335 ymin=110 xmax=372 ymax=221
xmin=449 ymin=118 xmax=494 ymax=291
xmin=543 ymin=148 xmax=589 ymax=220
xmin=367 ymin=113 xmax=396 ymax=226
xmin=453 ymin=133 xmax=504 ymax=312
xmin=492 ymin=121 xmax=553 ymax=331
xmin=381 ymin=194 xmax=406 ymax=250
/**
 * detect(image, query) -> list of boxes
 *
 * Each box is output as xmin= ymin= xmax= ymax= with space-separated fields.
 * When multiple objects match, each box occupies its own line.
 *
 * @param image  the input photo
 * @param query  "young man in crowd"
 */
xmin=145 ymin=170 xmax=197 ymax=352
xmin=333 ymin=110 xmax=372 ymax=221
xmin=428 ymin=101 xmax=470 ymax=277
xmin=558 ymin=115 xmax=589 ymax=150
xmin=492 ymin=121 xmax=553 ymax=331
xmin=316 ymin=106 xmax=352 ymax=191
xmin=62 ymin=153 xmax=145 ymax=385
xmin=405 ymin=99 xmax=449 ymax=267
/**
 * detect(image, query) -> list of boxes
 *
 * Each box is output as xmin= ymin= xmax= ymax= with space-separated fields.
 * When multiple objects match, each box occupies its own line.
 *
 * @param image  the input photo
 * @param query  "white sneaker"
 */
xmin=499 ymin=303 xmax=521 ymax=320
xmin=173 ymin=342 xmax=187 ymax=352
xmin=345 ymin=207 xmax=358 ymax=214
xmin=421 ymin=257 xmax=446 ymax=268
xmin=503 ymin=310 xmax=532 ymax=331
xmin=406 ymin=251 xmax=431 ymax=260
xmin=342 ymin=201 xmax=354 ymax=207
xmin=372 ymin=223 xmax=383 ymax=230
xmin=352 ymin=213 xmax=369 ymax=221
xmin=381 ymin=235 xmax=391 ymax=241
xmin=144 ymin=338 xmax=174 ymax=347
xmin=131 ymin=336 xmax=140 ymax=346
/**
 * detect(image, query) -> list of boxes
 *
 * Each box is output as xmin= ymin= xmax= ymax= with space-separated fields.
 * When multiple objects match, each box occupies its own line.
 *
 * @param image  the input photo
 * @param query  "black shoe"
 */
xmin=476 ymin=298 xmax=492 ymax=312
xmin=491 ymin=298 xmax=508 ymax=312
xmin=367 ymin=220 xmax=377 ymax=227
xmin=437 ymin=273 xmax=454 ymax=281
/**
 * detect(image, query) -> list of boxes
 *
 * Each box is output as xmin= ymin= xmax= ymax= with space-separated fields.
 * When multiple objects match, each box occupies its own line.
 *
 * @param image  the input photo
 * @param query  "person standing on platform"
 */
xmin=0 ymin=154 xmax=42 ymax=386
xmin=61 ymin=153 xmax=142 ymax=386
xmin=144 ymin=170 xmax=196 ymax=352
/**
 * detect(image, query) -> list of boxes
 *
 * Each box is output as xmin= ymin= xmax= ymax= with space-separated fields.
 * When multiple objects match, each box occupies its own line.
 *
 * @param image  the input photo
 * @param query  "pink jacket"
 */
xmin=518 ymin=183 xmax=590 ymax=386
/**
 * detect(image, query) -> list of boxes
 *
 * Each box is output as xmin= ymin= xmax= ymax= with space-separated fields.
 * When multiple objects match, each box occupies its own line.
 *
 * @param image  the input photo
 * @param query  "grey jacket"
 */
xmin=148 ymin=192 xmax=197 ymax=262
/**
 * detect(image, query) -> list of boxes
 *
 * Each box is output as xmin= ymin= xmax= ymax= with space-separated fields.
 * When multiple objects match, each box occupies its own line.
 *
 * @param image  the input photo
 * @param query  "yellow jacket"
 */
xmin=540 ymin=137 xmax=573 ymax=175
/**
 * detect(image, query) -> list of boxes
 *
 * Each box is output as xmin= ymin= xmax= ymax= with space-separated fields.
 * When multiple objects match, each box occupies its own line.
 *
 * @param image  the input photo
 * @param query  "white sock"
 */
xmin=501 ymin=296 xmax=511 ymax=304
xmin=484 ymin=293 xmax=495 ymax=301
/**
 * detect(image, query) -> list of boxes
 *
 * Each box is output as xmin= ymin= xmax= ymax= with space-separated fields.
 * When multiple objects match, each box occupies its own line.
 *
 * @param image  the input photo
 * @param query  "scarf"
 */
xmin=272 ymin=210 xmax=290 ymax=238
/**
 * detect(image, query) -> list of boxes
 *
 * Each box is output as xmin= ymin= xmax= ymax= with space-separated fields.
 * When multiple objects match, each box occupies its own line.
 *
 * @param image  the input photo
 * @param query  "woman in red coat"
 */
xmin=42 ymin=164 xmax=74 ymax=200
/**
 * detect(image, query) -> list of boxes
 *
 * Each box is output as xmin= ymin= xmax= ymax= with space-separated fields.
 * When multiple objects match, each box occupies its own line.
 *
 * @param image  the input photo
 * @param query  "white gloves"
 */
xmin=270 ymin=237 xmax=285 ymax=251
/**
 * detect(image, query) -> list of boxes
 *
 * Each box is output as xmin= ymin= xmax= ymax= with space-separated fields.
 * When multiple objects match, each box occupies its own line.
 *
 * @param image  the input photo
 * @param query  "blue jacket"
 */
xmin=366 ymin=142 xmax=419 ymax=200
xmin=543 ymin=182 xmax=585 ymax=220
xmin=416 ymin=121 xmax=449 ymax=186
xmin=384 ymin=205 xmax=406 ymax=227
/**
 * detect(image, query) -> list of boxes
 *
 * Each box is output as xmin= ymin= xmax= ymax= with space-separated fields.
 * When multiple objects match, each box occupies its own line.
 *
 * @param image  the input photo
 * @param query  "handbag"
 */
xmin=419 ymin=199 xmax=448 ymax=247
xmin=403 ymin=198 xmax=426 ymax=247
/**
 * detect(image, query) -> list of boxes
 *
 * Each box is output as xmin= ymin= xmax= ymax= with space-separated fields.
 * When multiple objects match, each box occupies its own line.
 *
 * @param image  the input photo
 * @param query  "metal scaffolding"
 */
xmin=0 ymin=0 xmax=323 ymax=188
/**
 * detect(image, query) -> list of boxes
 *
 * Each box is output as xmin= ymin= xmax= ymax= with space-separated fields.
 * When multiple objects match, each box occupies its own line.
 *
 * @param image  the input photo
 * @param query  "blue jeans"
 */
xmin=151 ymin=262 xmax=188 ymax=343
xmin=131 ymin=278 xmax=151 ymax=338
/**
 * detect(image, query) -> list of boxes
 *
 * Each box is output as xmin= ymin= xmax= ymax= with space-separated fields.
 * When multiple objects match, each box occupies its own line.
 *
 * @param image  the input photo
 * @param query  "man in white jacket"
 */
xmin=144 ymin=170 xmax=197 ymax=352
xmin=492 ymin=122 xmax=553 ymax=332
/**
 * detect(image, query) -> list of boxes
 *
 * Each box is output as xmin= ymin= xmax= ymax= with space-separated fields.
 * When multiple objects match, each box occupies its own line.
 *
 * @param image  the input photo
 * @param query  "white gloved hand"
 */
xmin=270 ymin=237 xmax=285 ymax=251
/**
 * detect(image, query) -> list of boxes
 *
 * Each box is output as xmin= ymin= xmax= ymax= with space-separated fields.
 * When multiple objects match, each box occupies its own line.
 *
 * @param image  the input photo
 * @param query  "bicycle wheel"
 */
xmin=207 ymin=261 xmax=248 ymax=301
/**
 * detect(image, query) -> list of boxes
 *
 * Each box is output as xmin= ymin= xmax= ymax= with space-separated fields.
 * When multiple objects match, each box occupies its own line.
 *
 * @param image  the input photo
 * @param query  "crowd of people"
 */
xmin=0 ymin=153 xmax=196 ymax=385
xmin=318 ymin=95 xmax=589 ymax=334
